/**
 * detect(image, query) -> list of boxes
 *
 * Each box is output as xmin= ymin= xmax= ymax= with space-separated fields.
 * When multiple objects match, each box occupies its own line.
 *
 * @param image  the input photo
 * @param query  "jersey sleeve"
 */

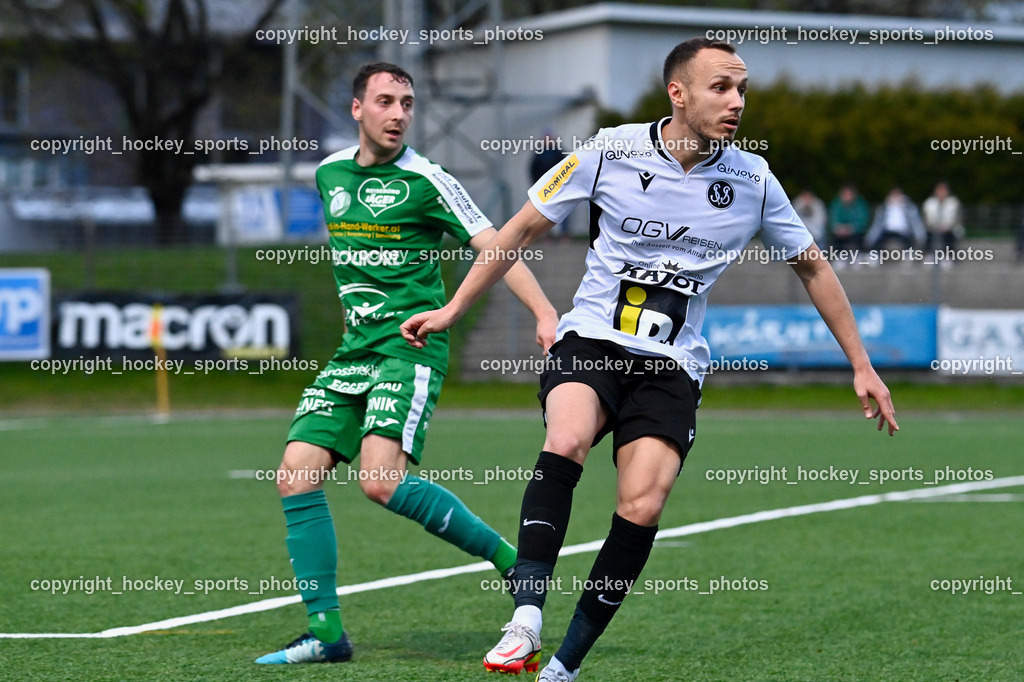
xmin=527 ymin=134 xmax=604 ymax=224
xmin=758 ymin=171 xmax=815 ymax=260
xmin=424 ymin=170 xmax=493 ymax=243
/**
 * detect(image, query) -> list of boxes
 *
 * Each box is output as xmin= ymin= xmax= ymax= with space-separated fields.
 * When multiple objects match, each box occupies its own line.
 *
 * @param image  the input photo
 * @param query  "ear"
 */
xmin=667 ymin=80 xmax=687 ymax=110
xmin=351 ymin=97 xmax=362 ymax=122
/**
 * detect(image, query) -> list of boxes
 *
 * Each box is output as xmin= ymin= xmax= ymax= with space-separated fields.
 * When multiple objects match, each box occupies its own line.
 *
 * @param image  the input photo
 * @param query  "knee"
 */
xmin=277 ymin=446 xmax=333 ymax=497
xmin=616 ymin=496 xmax=665 ymax=527
xmin=275 ymin=469 xmax=291 ymax=497
xmin=542 ymin=432 xmax=589 ymax=464
xmin=360 ymin=476 xmax=400 ymax=507
xmin=276 ymin=462 xmax=317 ymax=497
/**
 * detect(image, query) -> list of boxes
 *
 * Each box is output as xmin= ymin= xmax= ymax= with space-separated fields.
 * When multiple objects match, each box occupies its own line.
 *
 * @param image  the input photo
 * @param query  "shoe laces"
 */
xmin=497 ymin=621 xmax=534 ymax=646
xmin=541 ymin=668 xmax=576 ymax=682
xmin=284 ymin=633 xmax=314 ymax=648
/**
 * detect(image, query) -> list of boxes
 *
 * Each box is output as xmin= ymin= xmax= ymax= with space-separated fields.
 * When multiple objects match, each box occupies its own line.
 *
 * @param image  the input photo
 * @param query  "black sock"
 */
xmin=512 ymin=451 xmax=583 ymax=609
xmin=554 ymin=513 xmax=658 ymax=670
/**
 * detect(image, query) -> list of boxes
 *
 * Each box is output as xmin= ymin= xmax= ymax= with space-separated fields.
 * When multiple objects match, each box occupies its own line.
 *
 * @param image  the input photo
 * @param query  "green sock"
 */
xmin=385 ymin=475 xmax=501 ymax=562
xmin=490 ymin=537 xmax=518 ymax=576
xmin=309 ymin=608 xmax=343 ymax=644
xmin=282 ymin=490 xmax=341 ymax=622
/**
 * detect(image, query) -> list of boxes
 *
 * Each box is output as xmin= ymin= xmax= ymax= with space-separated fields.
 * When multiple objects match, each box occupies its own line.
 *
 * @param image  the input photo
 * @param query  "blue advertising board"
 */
xmin=702 ymin=304 xmax=937 ymax=369
xmin=224 ymin=186 xmax=326 ymax=245
xmin=0 ymin=268 xmax=51 ymax=361
xmin=277 ymin=187 xmax=326 ymax=238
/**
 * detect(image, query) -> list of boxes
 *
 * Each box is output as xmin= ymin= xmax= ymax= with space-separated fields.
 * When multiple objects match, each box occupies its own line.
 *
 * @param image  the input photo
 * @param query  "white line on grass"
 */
xmin=3 ymin=475 xmax=1023 ymax=639
xmin=909 ymin=493 xmax=1024 ymax=503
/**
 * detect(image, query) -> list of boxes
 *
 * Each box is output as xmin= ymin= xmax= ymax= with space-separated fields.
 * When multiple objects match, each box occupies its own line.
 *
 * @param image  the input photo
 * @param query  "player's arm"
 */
xmin=467 ymin=226 xmax=559 ymax=352
xmin=788 ymin=242 xmax=899 ymax=435
xmin=401 ymin=201 xmax=554 ymax=348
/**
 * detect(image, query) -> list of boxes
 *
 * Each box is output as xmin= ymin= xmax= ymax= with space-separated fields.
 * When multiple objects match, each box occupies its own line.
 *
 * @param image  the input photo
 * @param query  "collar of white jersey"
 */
xmin=649 ymin=116 xmax=725 ymax=169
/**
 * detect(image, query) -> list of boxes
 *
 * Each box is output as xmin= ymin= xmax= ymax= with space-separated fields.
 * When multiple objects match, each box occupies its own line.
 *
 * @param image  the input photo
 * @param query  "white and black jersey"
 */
xmin=528 ymin=117 xmax=813 ymax=384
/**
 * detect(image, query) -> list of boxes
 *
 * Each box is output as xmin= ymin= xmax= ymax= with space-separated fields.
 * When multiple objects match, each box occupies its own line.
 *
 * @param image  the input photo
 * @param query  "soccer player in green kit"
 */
xmin=255 ymin=62 xmax=558 ymax=664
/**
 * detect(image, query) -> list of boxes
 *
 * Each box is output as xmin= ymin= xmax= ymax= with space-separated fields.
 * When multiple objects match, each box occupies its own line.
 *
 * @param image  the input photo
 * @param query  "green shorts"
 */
xmin=287 ymin=353 xmax=444 ymax=464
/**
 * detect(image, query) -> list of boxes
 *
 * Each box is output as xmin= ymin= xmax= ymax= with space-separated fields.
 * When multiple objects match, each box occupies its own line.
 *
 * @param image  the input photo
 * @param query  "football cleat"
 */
xmin=483 ymin=621 xmax=541 ymax=674
xmin=254 ymin=631 xmax=353 ymax=664
xmin=536 ymin=661 xmax=580 ymax=681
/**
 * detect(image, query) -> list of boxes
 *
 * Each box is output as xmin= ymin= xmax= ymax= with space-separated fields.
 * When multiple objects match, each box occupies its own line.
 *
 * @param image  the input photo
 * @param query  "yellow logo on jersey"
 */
xmin=539 ymin=154 xmax=578 ymax=203
xmin=618 ymin=286 xmax=647 ymax=335
xmin=613 ymin=282 xmax=688 ymax=345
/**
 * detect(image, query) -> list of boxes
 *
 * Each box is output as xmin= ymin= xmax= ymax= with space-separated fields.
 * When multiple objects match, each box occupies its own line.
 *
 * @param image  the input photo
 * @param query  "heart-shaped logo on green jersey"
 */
xmin=357 ymin=178 xmax=410 ymax=217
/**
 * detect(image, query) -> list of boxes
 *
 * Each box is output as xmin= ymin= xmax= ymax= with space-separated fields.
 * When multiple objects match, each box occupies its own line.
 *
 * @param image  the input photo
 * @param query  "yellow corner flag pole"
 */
xmin=150 ymin=303 xmax=171 ymax=417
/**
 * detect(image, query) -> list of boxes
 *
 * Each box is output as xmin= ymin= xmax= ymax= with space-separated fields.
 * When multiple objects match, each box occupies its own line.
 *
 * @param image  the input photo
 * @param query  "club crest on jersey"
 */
xmin=358 ymin=178 xmax=410 ymax=217
xmin=328 ymin=187 xmax=352 ymax=217
xmin=707 ymin=180 xmax=735 ymax=209
xmin=613 ymin=282 xmax=688 ymax=345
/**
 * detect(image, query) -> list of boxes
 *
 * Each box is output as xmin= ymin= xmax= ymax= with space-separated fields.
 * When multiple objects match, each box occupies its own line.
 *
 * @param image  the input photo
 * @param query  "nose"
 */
xmin=729 ymin=89 xmax=744 ymax=111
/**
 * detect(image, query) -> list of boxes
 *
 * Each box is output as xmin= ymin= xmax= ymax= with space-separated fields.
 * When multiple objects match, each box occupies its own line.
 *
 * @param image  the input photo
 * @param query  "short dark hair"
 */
xmin=663 ymin=38 xmax=737 ymax=87
xmin=353 ymin=62 xmax=414 ymax=101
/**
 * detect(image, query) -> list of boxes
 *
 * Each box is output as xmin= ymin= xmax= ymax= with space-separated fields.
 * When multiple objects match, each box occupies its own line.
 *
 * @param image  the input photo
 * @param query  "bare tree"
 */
xmin=3 ymin=0 xmax=286 ymax=243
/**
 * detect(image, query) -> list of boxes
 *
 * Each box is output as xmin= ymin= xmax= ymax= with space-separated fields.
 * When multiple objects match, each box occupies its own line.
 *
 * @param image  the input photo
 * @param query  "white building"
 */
xmin=416 ymin=3 xmax=1024 ymax=224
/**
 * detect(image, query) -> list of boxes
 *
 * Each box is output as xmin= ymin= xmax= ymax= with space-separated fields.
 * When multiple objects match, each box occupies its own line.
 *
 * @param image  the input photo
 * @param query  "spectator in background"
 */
xmin=1017 ymin=205 xmax=1024 ymax=265
xmin=921 ymin=181 xmax=963 ymax=267
xmin=865 ymin=187 xmax=927 ymax=261
xmin=530 ymin=129 xmax=569 ymax=242
xmin=793 ymin=188 xmax=827 ymax=245
xmin=827 ymin=183 xmax=871 ymax=267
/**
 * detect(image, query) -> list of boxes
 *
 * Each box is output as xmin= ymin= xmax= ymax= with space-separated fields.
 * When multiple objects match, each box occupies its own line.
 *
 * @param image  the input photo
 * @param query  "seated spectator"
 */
xmin=921 ymin=181 xmax=963 ymax=266
xmin=865 ymin=187 xmax=927 ymax=261
xmin=1016 ymin=204 xmax=1024 ymax=265
xmin=793 ymin=188 xmax=827 ymax=246
xmin=827 ymin=183 xmax=870 ymax=266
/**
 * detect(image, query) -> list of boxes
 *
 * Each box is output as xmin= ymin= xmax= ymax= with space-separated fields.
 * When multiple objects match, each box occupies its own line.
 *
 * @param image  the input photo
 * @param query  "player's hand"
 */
xmin=535 ymin=308 xmax=559 ymax=354
xmin=400 ymin=306 xmax=461 ymax=349
xmin=854 ymin=367 xmax=899 ymax=436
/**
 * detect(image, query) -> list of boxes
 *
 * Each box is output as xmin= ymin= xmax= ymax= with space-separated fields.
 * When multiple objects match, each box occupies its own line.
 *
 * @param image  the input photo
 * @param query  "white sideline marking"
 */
xmin=3 ymin=475 xmax=1023 ymax=639
xmin=910 ymin=493 xmax=1024 ymax=503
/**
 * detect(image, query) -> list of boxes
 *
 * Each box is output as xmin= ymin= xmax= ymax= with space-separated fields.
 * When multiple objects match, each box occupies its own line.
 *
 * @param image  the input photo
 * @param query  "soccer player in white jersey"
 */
xmin=402 ymin=38 xmax=899 ymax=681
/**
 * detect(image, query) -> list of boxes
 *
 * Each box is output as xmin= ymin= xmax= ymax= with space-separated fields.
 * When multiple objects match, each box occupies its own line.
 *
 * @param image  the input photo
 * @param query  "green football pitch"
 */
xmin=1 ymin=411 xmax=1022 ymax=681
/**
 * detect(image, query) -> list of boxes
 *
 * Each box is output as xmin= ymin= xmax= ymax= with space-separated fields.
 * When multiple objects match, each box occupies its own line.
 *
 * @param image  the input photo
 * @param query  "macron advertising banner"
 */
xmin=703 ymin=304 xmax=938 ymax=369
xmin=51 ymin=292 xmax=300 ymax=361
xmin=0 ymin=268 xmax=51 ymax=361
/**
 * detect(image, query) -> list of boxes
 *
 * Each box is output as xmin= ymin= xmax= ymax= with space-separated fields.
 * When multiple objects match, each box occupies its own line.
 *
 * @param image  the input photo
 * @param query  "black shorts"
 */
xmin=538 ymin=332 xmax=701 ymax=467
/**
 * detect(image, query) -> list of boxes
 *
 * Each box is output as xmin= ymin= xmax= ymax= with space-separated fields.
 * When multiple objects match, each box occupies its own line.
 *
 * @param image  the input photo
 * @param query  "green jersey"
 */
xmin=315 ymin=144 xmax=491 ymax=373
